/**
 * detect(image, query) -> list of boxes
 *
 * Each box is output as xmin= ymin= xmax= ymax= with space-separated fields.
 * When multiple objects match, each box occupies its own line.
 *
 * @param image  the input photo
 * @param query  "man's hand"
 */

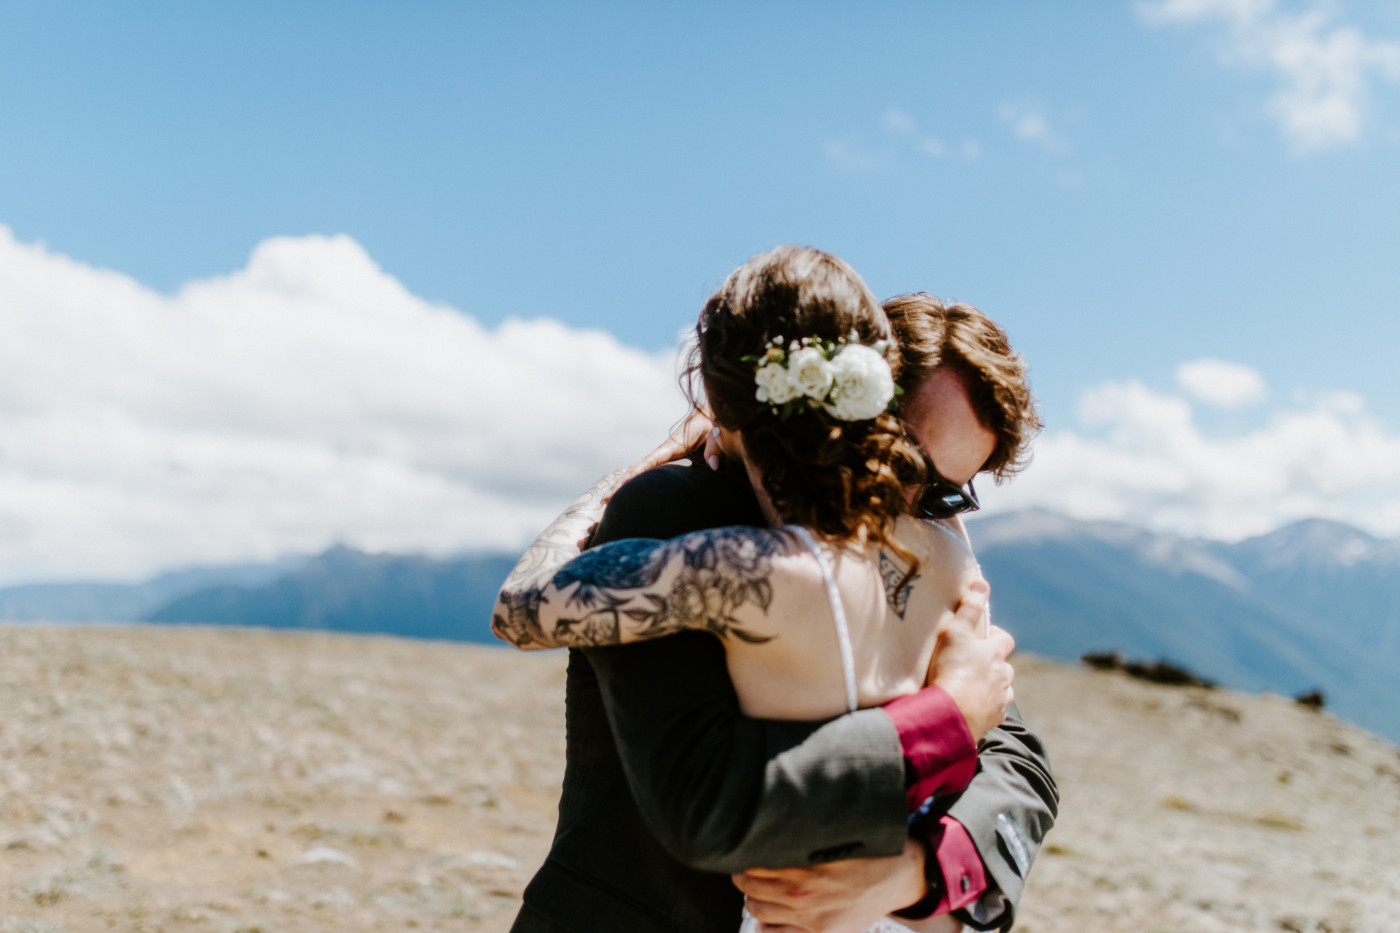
xmin=927 ymin=581 xmax=1015 ymax=743
xmin=733 ymin=838 xmax=927 ymax=933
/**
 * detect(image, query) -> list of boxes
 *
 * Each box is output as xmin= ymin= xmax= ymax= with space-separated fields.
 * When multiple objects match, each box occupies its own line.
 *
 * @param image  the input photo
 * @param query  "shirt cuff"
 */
xmin=882 ymin=685 xmax=977 ymax=810
xmin=891 ymin=816 xmax=988 ymax=920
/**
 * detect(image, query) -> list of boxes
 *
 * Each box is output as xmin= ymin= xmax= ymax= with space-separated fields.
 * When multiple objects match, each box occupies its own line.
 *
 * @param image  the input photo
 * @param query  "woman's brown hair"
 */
xmin=684 ymin=246 xmax=925 ymax=549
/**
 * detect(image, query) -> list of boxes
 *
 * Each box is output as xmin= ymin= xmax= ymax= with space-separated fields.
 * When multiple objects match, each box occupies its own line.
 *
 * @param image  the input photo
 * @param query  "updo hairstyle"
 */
xmin=685 ymin=246 xmax=926 ymax=547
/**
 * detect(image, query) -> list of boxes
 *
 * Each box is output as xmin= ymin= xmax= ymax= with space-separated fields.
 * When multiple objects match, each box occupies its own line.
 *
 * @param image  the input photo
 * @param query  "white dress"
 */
xmin=737 ymin=526 xmax=963 ymax=933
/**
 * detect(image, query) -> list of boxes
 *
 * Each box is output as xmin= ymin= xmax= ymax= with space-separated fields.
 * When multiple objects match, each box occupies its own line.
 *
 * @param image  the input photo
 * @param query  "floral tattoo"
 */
xmin=495 ymin=523 xmax=803 ymax=648
xmin=491 ymin=470 xmax=622 ymax=648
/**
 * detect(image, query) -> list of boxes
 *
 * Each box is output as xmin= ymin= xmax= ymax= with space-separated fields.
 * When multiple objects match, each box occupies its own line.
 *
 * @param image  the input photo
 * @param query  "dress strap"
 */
xmin=791 ymin=527 xmax=859 ymax=714
xmin=926 ymin=517 xmax=975 ymax=556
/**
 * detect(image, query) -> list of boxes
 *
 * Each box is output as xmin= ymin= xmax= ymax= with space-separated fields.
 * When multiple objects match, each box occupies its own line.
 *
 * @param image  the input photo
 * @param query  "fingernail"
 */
xmin=710 ymin=427 xmax=721 ymax=438
xmin=706 ymin=454 xmax=720 ymax=471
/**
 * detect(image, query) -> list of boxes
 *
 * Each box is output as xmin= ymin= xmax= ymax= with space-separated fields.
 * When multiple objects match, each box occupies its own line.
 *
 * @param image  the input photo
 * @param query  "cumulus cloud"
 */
xmin=0 ymin=226 xmax=684 ymax=583
xmin=983 ymin=370 xmax=1400 ymax=540
xmin=1175 ymin=358 xmax=1268 ymax=407
xmin=1140 ymin=0 xmax=1400 ymax=152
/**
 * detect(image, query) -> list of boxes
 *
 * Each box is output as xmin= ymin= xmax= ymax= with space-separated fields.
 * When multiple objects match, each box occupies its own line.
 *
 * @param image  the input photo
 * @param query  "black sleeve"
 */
xmin=583 ymin=464 xmax=911 ymax=872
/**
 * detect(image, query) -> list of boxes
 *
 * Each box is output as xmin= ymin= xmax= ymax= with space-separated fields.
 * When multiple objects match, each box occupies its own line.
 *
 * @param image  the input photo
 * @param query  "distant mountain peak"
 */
xmin=968 ymin=509 xmax=1146 ymax=547
xmin=1233 ymin=518 xmax=1397 ymax=570
xmin=969 ymin=509 xmax=1246 ymax=588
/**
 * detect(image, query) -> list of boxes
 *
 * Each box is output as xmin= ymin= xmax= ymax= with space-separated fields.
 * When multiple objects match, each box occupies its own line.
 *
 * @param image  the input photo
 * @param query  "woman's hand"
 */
xmin=612 ymin=409 xmax=718 ymax=496
xmin=926 ymin=581 xmax=1016 ymax=743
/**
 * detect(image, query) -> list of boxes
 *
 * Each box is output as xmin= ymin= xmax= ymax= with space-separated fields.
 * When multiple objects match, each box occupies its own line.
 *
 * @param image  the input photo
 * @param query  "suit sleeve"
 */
xmin=583 ymin=467 xmax=911 ymax=873
xmin=945 ymin=703 xmax=1059 ymax=931
xmin=585 ymin=636 xmax=910 ymax=872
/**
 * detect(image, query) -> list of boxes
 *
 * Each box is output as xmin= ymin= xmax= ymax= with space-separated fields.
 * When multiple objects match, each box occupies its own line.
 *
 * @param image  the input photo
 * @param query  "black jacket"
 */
xmin=512 ymin=460 xmax=1057 ymax=932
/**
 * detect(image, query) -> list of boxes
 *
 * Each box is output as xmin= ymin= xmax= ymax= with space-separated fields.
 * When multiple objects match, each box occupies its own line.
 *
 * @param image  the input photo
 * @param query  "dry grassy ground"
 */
xmin=1 ymin=626 xmax=563 ymax=933
xmin=2 ymin=626 xmax=1398 ymax=933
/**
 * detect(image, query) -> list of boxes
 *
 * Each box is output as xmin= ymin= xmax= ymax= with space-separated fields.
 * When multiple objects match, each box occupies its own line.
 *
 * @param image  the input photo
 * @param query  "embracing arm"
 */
xmin=942 ymin=705 xmax=1058 ymax=931
xmin=495 ymin=517 xmax=806 ymax=650
xmin=490 ymin=470 xmax=622 ymax=649
xmin=575 ymin=464 xmax=912 ymax=872
xmin=587 ymin=634 xmax=912 ymax=872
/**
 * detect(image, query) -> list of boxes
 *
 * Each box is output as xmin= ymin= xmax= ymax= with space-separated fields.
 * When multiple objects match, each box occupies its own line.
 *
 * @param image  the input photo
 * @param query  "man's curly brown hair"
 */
xmin=882 ymin=293 xmax=1041 ymax=481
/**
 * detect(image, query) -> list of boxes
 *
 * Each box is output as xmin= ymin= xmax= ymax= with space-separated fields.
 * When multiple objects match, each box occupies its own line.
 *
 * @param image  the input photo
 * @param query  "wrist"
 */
xmin=899 ymin=837 xmax=931 ymax=908
xmin=884 ymin=687 xmax=978 ymax=809
xmin=892 ymin=841 xmax=942 ymax=920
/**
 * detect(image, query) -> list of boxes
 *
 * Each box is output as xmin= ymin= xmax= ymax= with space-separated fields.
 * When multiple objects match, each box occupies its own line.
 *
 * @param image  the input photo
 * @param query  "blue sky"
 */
xmin=2 ymin=1 xmax=1400 ymax=581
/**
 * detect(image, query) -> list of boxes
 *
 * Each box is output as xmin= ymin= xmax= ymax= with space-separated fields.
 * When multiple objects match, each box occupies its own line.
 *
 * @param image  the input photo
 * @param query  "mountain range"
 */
xmin=3 ymin=512 xmax=1396 ymax=742
xmin=970 ymin=511 xmax=1398 ymax=741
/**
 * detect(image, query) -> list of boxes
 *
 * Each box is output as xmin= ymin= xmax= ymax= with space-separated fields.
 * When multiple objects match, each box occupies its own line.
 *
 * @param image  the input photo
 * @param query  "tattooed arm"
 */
xmin=490 ymin=470 xmax=624 ymax=649
xmin=492 ymin=520 xmax=806 ymax=650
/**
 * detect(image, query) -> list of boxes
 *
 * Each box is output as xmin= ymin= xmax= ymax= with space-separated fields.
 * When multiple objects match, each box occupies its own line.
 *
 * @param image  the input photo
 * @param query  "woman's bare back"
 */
xmin=721 ymin=515 xmax=983 ymax=721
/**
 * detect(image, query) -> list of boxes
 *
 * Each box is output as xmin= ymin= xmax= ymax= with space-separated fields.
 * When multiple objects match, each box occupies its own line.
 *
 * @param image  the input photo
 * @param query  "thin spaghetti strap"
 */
xmin=926 ymin=517 xmax=975 ymax=557
xmin=791 ymin=526 xmax=859 ymax=714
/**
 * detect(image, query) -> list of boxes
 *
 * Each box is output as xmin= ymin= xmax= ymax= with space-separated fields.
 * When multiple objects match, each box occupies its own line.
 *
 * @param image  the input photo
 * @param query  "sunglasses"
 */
xmin=913 ymin=449 xmax=980 ymax=520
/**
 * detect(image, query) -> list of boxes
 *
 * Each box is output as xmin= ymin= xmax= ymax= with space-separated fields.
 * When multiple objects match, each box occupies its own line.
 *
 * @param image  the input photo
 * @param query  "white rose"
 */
xmin=786 ymin=347 xmax=834 ymax=401
xmin=755 ymin=361 xmax=800 ymax=404
xmin=823 ymin=344 xmax=895 ymax=421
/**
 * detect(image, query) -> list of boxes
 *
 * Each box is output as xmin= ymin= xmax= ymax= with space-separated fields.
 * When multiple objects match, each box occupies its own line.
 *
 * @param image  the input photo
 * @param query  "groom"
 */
xmin=509 ymin=293 xmax=1056 ymax=933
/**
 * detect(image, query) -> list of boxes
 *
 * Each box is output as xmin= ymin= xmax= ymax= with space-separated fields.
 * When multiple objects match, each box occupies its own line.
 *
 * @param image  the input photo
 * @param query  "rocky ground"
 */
xmin=1 ymin=625 xmax=1397 ymax=933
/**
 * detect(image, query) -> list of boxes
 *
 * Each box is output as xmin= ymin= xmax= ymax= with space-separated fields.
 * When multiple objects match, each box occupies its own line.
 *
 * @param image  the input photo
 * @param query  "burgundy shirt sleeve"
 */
xmin=892 ymin=815 xmax=989 ymax=919
xmin=884 ymin=686 xmax=988 ymax=921
xmin=926 ymin=816 xmax=987 ymax=913
xmin=882 ymin=685 xmax=977 ymax=809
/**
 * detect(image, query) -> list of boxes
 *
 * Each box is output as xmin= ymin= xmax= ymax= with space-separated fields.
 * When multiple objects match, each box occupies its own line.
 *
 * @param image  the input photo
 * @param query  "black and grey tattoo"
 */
xmin=496 ymin=520 xmax=806 ymax=648
xmin=491 ymin=470 xmax=623 ymax=648
xmin=878 ymin=550 xmax=918 ymax=619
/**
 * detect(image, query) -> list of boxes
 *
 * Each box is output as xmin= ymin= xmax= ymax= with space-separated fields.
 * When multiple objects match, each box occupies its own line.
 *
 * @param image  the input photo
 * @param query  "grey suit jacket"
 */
xmin=511 ymin=460 xmax=1057 ymax=933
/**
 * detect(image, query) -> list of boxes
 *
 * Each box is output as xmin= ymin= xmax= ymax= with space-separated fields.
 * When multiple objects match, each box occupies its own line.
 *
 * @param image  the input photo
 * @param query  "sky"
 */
xmin=2 ymin=0 xmax=1399 ymax=583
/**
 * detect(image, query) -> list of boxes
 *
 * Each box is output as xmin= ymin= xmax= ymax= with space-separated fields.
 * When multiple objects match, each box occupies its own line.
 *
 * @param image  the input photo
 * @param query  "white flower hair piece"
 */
xmin=746 ymin=331 xmax=899 ymax=421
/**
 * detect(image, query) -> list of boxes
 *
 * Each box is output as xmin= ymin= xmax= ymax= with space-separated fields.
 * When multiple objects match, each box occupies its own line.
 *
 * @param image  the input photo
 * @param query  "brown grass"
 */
xmin=3 ymin=626 xmax=1399 ymax=933
xmin=1 ymin=625 xmax=564 ymax=932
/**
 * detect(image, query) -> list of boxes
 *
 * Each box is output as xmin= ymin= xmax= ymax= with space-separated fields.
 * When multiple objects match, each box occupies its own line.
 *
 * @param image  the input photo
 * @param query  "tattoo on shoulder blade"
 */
xmin=547 ymin=527 xmax=804 ymax=646
xmin=879 ymin=551 xmax=918 ymax=618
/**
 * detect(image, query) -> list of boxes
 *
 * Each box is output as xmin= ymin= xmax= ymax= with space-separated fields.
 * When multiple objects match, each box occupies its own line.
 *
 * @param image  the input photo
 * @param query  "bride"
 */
xmin=492 ymin=246 xmax=1015 ymax=932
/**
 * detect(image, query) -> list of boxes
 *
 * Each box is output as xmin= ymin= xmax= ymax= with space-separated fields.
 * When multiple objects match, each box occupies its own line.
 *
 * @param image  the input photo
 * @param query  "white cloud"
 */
xmin=825 ymin=110 xmax=972 ymax=169
xmin=998 ymin=101 xmax=1067 ymax=153
xmin=1140 ymin=0 xmax=1400 ymax=152
xmin=0 ymin=226 xmax=684 ymax=583
xmin=1175 ymin=358 xmax=1268 ymax=407
xmin=983 ymin=371 xmax=1400 ymax=540
xmin=882 ymin=107 xmax=917 ymax=135
xmin=919 ymin=137 xmax=947 ymax=157
xmin=822 ymin=138 xmax=885 ymax=172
